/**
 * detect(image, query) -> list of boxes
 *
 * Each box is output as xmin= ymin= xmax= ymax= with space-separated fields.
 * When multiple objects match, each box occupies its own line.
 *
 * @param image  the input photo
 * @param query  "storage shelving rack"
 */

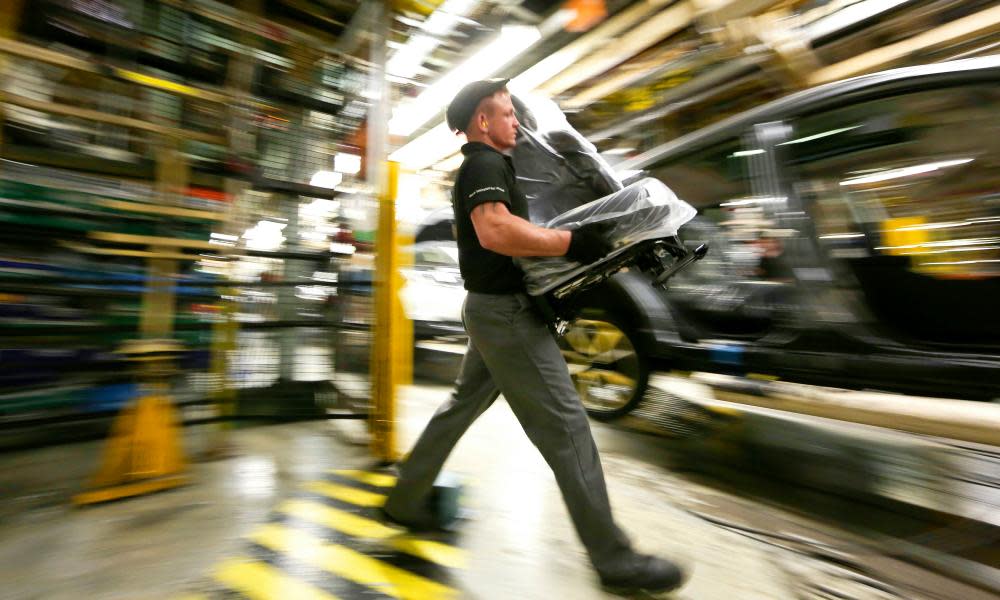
xmin=0 ymin=0 xmax=374 ymax=450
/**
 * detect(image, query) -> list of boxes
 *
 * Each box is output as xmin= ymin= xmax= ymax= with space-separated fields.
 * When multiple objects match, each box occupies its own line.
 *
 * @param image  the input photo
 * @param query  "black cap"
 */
xmin=446 ymin=78 xmax=510 ymax=133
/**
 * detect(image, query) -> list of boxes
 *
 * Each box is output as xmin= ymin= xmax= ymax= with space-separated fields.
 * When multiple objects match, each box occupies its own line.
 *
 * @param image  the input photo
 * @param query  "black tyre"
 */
xmin=558 ymin=315 xmax=649 ymax=421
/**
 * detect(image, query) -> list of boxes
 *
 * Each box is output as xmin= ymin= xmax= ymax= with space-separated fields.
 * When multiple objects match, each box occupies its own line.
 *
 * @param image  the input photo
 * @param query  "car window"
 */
xmin=415 ymin=244 xmax=459 ymax=268
xmin=653 ymin=135 xmax=791 ymax=282
xmin=786 ymin=85 xmax=1000 ymax=280
xmin=651 ymin=137 xmax=752 ymax=209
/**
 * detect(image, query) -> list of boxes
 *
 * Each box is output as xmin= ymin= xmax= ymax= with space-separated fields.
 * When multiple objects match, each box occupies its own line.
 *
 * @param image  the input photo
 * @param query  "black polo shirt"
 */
xmin=452 ymin=142 xmax=530 ymax=294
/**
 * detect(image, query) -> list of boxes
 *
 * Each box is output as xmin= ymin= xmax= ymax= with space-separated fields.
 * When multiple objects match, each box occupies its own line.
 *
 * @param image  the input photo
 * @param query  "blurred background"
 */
xmin=0 ymin=0 xmax=998 ymax=599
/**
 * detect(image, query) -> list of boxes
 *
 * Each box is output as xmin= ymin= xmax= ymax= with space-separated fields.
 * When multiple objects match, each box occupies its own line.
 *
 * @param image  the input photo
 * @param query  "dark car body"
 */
xmin=580 ymin=56 xmax=1000 ymax=402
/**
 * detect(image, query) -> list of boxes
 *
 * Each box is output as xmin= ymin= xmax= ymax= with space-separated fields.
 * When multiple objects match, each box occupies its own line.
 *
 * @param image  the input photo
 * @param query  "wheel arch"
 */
xmin=567 ymin=271 xmax=675 ymax=356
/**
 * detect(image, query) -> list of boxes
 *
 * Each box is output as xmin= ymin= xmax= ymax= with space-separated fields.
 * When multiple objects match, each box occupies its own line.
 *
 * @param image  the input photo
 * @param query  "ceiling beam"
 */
xmin=807 ymin=2 xmax=1000 ymax=85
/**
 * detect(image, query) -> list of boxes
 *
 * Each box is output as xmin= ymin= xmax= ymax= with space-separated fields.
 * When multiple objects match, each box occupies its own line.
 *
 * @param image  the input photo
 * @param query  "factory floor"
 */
xmin=1 ymin=382 xmax=996 ymax=600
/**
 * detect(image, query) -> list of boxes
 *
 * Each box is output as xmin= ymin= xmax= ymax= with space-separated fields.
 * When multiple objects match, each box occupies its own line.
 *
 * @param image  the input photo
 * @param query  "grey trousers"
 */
xmin=384 ymin=291 xmax=637 ymax=578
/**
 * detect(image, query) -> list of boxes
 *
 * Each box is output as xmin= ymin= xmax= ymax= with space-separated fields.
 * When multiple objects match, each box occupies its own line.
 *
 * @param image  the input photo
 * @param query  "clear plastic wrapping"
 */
xmin=511 ymin=94 xmax=623 ymax=224
xmin=508 ymin=93 xmax=697 ymax=296
xmin=516 ymin=178 xmax=697 ymax=296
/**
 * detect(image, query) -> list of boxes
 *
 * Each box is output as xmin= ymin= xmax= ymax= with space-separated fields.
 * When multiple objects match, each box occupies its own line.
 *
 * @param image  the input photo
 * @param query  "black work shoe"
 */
xmin=600 ymin=555 xmax=687 ymax=597
xmin=377 ymin=505 xmax=447 ymax=532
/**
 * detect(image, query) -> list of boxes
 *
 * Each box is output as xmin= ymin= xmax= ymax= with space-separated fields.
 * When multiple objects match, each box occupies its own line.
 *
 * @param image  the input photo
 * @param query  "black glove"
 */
xmin=566 ymin=221 xmax=614 ymax=264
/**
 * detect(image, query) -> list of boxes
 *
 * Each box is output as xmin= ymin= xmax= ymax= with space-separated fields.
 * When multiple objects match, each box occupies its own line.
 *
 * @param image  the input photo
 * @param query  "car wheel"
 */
xmin=558 ymin=316 xmax=649 ymax=421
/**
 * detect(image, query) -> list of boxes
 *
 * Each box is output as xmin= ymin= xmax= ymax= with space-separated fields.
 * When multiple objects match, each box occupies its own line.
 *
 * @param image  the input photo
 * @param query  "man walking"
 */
xmin=382 ymin=78 xmax=686 ymax=596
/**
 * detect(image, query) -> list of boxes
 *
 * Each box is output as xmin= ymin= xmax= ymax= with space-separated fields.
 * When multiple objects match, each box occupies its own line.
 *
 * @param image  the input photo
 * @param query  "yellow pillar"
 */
xmin=75 ymin=140 xmax=190 ymax=504
xmin=370 ymin=161 xmax=406 ymax=462
xmin=395 ymin=229 xmax=414 ymax=387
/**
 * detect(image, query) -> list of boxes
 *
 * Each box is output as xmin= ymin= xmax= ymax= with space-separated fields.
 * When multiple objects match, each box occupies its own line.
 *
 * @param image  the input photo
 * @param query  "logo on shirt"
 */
xmin=468 ymin=186 xmax=505 ymax=198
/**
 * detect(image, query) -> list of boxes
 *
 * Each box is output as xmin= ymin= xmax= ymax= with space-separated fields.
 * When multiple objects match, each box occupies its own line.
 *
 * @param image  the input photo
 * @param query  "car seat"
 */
xmin=510 ymin=94 xmax=707 ymax=334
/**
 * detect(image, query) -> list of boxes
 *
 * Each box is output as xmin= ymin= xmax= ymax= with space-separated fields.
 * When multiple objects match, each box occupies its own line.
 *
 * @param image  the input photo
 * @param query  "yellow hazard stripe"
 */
xmin=214 ymin=557 xmax=340 ymax=600
xmin=303 ymin=480 xmax=386 ymax=507
xmin=278 ymin=499 xmax=465 ymax=569
xmin=331 ymin=469 xmax=397 ymax=488
xmin=249 ymin=524 xmax=458 ymax=600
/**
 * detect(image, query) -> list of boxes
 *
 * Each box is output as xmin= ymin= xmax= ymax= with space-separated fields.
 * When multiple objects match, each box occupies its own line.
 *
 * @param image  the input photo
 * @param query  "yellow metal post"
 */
xmin=395 ymin=229 xmax=414 ymax=387
xmin=73 ymin=340 xmax=189 ymax=505
xmin=209 ymin=284 xmax=239 ymax=424
xmin=75 ymin=142 xmax=190 ymax=504
xmin=370 ymin=161 xmax=405 ymax=462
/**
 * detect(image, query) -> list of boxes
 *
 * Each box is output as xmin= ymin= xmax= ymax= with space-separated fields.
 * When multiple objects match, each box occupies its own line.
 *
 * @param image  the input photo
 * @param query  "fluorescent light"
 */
xmin=433 ymin=153 xmax=465 ymax=172
xmin=779 ymin=126 xmax=860 ymax=146
xmin=389 ymin=122 xmax=462 ymax=170
xmin=890 ymin=216 xmax=1000 ymax=232
xmin=720 ymin=198 xmax=760 ymax=207
xmin=388 ymin=8 xmax=576 ymax=170
xmin=387 ymin=35 xmax=440 ymax=78
xmin=334 ymin=153 xmax=362 ymax=175
xmin=805 ymin=0 xmax=912 ymax=42
xmin=508 ymin=51 xmax=578 ymax=96
xmin=893 ymin=221 xmax=967 ymax=231
xmin=731 ymin=149 xmax=765 ymax=157
xmin=923 ymin=259 xmax=1000 ymax=266
xmin=720 ymin=196 xmax=784 ymax=207
xmin=819 ymin=233 xmax=865 ymax=240
xmin=310 ymin=170 xmax=343 ymax=189
xmin=389 ymin=25 xmax=542 ymax=137
xmin=876 ymin=237 xmax=1000 ymax=251
xmin=908 ymin=245 xmax=998 ymax=255
xmin=386 ymin=0 xmax=478 ymax=79
xmin=422 ymin=0 xmax=476 ymax=35
xmin=840 ymin=158 xmax=973 ymax=186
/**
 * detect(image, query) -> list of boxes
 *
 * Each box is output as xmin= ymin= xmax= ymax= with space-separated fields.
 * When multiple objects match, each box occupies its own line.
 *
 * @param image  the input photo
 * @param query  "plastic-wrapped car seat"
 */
xmin=510 ymin=94 xmax=706 ymax=333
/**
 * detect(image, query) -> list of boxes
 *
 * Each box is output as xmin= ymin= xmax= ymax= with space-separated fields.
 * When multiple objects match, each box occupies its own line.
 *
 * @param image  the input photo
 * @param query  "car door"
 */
xmin=650 ymin=130 xmax=807 ymax=341
xmin=777 ymin=83 xmax=1000 ymax=349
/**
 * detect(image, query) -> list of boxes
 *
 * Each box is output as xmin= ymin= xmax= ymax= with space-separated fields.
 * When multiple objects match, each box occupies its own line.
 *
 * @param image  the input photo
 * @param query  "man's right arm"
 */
xmin=470 ymin=201 xmax=570 ymax=257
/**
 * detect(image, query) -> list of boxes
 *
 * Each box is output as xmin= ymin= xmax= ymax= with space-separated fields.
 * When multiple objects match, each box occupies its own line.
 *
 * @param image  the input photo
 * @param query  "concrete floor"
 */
xmin=0 ymin=383 xmax=993 ymax=600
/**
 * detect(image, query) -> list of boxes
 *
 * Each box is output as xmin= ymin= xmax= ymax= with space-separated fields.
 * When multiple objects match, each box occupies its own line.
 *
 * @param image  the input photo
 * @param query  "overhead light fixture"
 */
xmin=508 ymin=52 xmax=577 ymax=96
xmin=387 ymin=0 xmax=478 ymax=79
xmin=779 ymin=126 xmax=860 ymax=146
xmin=389 ymin=25 xmax=542 ymax=137
xmin=840 ymin=158 xmax=973 ymax=186
xmin=805 ymin=0 xmax=912 ymax=42
xmin=388 ymin=9 xmax=578 ymax=171
xmin=433 ymin=152 xmax=466 ymax=172
xmin=385 ymin=0 xmax=476 ymax=79
xmin=389 ymin=122 xmax=460 ymax=170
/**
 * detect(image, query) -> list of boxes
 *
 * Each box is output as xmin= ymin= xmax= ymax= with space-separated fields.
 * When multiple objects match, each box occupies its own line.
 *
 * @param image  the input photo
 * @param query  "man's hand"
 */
xmin=566 ymin=221 xmax=614 ymax=264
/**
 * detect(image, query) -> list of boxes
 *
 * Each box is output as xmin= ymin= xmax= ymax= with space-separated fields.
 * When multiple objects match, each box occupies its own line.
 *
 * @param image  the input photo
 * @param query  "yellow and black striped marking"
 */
xmin=178 ymin=469 xmax=466 ymax=599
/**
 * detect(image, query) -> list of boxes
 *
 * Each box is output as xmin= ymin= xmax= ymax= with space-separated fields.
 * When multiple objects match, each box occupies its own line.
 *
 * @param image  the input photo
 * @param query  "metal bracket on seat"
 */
xmin=531 ymin=237 xmax=709 ymax=336
xmin=653 ymin=243 xmax=708 ymax=288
